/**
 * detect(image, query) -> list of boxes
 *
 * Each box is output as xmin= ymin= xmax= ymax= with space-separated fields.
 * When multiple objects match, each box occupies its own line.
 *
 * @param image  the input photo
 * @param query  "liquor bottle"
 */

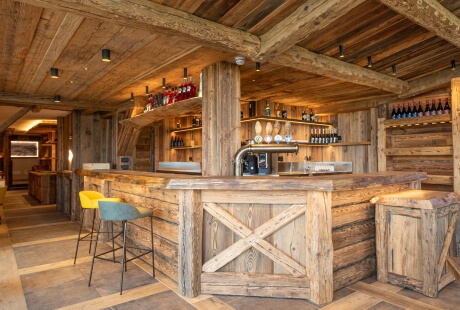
xmin=190 ymin=76 xmax=197 ymax=97
xmin=182 ymin=76 xmax=188 ymax=100
xmin=424 ymin=100 xmax=431 ymax=116
xmin=313 ymin=129 xmax=318 ymax=144
xmin=430 ymin=99 xmax=437 ymax=116
xmin=391 ymin=105 xmax=396 ymax=119
xmin=282 ymin=108 xmax=287 ymax=118
xmin=417 ymin=101 xmax=423 ymax=117
xmin=318 ymin=129 xmax=322 ymax=144
xmin=444 ymin=98 xmax=451 ymax=114
xmin=330 ymin=129 xmax=334 ymax=143
xmin=275 ymin=103 xmax=281 ymax=118
xmin=302 ymin=111 xmax=308 ymax=121
xmin=436 ymin=99 xmax=443 ymax=115
xmin=310 ymin=110 xmax=315 ymax=122
xmin=310 ymin=128 xmax=314 ymax=143
xmin=170 ymin=136 xmax=174 ymax=148
xmin=333 ymin=128 xmax=338 ymax=143
xmin=265 ymin=103 xmax=271 ymax=116
xmin=177 ymin=79 xmax=183 ymax=101
xmin=325 ymin=129 xmax=330 ymax=144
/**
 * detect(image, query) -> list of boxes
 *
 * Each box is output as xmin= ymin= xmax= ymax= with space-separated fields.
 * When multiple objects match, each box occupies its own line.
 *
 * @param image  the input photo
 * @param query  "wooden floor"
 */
xmin=1 ymin=190 xmax=460 ymax=310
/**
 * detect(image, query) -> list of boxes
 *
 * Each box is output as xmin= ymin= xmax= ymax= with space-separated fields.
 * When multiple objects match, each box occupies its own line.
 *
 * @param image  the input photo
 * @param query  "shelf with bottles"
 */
xmin=388 ymin=97 xmax=451 ymax=123
xmin=384 ymin=113 xmax=452 ymax=128
xmin=120 ymin=97 xmax=202 ymax=129
xmin=240 ymin=116 xmax=332 ymax=127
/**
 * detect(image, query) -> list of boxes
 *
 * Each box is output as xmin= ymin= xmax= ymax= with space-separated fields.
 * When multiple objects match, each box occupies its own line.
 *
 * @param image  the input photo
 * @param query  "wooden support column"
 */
xmin=70 ymin=110 xmax=81 ymax=221
xmin=201 ymin=62 xmax=241 ymax=176
xmin=452 ymin=77 xmax=460 ymax=255
xmin=377 ymin=118 xmax=386 ymax=172
xmin=178 ymin=189 xmax=203 ymax=297
xmin=306 ymin=191 xmax=333 ymax=305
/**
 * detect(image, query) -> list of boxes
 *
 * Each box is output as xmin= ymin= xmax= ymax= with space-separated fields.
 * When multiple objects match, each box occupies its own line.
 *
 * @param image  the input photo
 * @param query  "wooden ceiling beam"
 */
xmin=0 ymin=92 xmax=116 ymax=111
xmin=399 ymin=69 xmax=460 ymax=99
xmin=0 ymin=106 xmax=33 ymax=133
xmin=270 ymin=46 xmax=410 ymax=94
xmin=377 ymin=0 xmax=460 ymax=49
xmin=257 ymin=0 xmax=366 ymax=60
xmin=18 ymin=0 xmax=261 ymax=58
xmin=25 ymin=13 xmax=84 ymax=93
xmin=317 ymin=96 xmax=398 ymax=115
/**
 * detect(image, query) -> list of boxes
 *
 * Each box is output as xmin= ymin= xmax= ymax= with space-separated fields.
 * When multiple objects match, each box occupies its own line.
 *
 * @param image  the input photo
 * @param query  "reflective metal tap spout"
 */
xmin=233 ymin=143 xmax=299 ymax=176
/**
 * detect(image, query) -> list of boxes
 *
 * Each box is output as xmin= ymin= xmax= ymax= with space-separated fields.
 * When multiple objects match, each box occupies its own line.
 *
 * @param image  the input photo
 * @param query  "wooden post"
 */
xmin=178 ymin=189 xmax=203 ymax=297
xmin=452 ymin=77 xmax=460 ymax=255
xmin=306 ymin=190 xmax=333 ymax=304
xmin=375 ymin=204 xmax=387 ymax=283
xmin=421 ymin=209 xmax=438 ymax=297
xmin=201 ymin=61 xmax=241 ymax=176
xmin=71 ymin=110 xmax=81 ymax=221
xmin=377 ymin=118 xmax=386 ymax=172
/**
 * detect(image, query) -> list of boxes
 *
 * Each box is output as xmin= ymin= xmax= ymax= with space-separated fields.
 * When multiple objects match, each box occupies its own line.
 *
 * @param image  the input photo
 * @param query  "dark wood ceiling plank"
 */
xmin=18 ymin=0 xmax=261 ymax=57
xmin=63 ymin=28 xmax=158 ymax=100
xmin=0 ymin=1 xmax=42 ymax=91
xmin=270 ymin=46 xmax=409 ymax=94
xmin=24 ymin=13 xmax=84 ymax=93
xmin=0 ymin=106 xmax=32 ymax=133
xmin=257 ymin=0 xmax=366 ymax=60
xmin=16 ymin=9 xmax=67 ymax=93
xmin=377 ymin=0 xmax=460 ymax=49
xmin=0 ymin=91 xmax=116 ymax=111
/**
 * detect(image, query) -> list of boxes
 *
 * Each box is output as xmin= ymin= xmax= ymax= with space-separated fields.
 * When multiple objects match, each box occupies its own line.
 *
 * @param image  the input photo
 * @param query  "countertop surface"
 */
xmin=76 ymin=169 xmax=427 ymax=192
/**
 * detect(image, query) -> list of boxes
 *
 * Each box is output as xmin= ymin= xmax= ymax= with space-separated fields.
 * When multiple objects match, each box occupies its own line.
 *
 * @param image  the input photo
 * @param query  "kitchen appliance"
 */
xmin=257 ymin=152 xmax=271 ymax=175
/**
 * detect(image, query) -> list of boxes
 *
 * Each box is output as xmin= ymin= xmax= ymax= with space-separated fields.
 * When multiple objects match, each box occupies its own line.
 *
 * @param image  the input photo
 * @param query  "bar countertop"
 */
xmin=75 ymin=169 xmax=427 ymax=191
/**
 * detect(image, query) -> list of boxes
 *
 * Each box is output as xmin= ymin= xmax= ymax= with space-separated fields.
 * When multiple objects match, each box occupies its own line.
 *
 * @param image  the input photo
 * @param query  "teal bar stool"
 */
xmin=88 ymin=201 xmax=155 ymax=295
xmin=74 ymin=191 xmax=121 ymax=264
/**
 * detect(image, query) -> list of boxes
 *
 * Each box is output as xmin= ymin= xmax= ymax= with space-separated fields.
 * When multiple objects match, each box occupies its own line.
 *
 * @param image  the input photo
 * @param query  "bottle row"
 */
xmin=144 ymin=68 xmax=200 ymax=113
xmin=244 ymin=101 xmax=320 ymax=122
xmin=310 ymin=128 xmax=339 ymax=144
xmin=170 ymin=135 xmax=184 ymax=147
xmin=176 ymin=114 xmax=202 ymax=129
xmin=390 ymin=98 xmax=450 ymax=119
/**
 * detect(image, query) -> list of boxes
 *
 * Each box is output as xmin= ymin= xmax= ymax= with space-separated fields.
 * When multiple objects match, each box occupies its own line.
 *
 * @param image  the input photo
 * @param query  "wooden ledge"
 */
xmin=370 ymin=190 xmax=460 ymax=209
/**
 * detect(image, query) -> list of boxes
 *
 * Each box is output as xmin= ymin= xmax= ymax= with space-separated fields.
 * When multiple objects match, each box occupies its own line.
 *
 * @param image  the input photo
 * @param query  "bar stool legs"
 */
xmin=74 ymin=208 xmax=97 ymax=264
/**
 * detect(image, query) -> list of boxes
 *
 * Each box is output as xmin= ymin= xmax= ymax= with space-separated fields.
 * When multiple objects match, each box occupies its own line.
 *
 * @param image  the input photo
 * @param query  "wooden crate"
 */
xmin=371 ymin=190 xmax=459 ymax=297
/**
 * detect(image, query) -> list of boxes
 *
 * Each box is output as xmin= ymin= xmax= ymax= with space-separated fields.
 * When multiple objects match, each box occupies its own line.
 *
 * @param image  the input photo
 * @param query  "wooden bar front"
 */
xmin=76 ymin=169 xmax=426 ymax=305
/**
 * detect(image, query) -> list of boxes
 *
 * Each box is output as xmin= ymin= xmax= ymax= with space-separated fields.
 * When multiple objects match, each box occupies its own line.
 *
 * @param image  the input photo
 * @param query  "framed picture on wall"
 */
xmin=11 ymin=141 xmax=39 ymax=158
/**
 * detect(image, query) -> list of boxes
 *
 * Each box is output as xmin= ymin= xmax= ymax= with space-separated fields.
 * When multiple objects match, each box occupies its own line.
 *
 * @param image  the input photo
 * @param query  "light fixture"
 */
xmin=54 ymin=95 xmax=61 ymax=102
xmin=256 ymin=62 xmax=260 ymax=71
xmin=162 ymin=78 xmax=166 ymax=88
xmin=339 ymin=45 xmax=344 ymax=58
xmin=367 ymin=56 xmax=373 ymax=68
xmin=130 ymin=92 xmax=134 ymax=102
xmin=392 ymin=64 xmax=397 ymax=76
xmin=50 ymin=68 xmax=58 ymax=78
xmin=145 ymin=86 xmax=149 ymax=95
xmin=102 ymin=49 xmax=110 ymax=62
xmin=452 ymin=60 xmax=456 ymax=71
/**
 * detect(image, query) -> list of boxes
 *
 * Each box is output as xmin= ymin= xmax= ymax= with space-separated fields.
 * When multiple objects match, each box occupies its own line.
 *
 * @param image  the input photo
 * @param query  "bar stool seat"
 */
xmin=88 ymin=201 xmax=155 ymax=295
xmin=74 ymin=191 xmax=121 ymax=264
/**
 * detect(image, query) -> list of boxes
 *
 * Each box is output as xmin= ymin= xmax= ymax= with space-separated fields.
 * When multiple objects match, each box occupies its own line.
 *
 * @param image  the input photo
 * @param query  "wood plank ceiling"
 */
xmin=0 ymin=0 xmax=459 ymax=115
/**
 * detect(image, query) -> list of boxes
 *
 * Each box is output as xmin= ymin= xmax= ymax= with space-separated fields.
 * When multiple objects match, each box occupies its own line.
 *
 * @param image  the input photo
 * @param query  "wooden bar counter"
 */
xmin=76 ymin=169 xmax=426 ymax=305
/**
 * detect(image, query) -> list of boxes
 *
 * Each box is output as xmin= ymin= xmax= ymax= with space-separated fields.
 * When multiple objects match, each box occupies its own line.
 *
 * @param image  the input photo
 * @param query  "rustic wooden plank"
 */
xmin=452 ymin=78 xmax=460 ymax=256
xmin=332 ymin=220 xmax=375 ymax=250
xmin=333 ymin=238 xmax=375 ymax=271
xmin=385 ymin=146 xmax=453 ymax=156
xmin=257 ymin=0 xmax=366 ymax=60
xmin=202 ymin=204 xmax=306 ymax=272
xmin=377 ymin=0 xmax=460 ymax=50
xmin=400 ymin=68 xmax=460 ymax=99
xmin=332 ymin=202 xmax=375 ymax=228
xmin=437 ymin=211 xmax=458 ymax=282
xmin=370 ymin=190 xmax=460 ymax=210
xmin=421 ymin=209 xmax=438 ymax=297
xmin=201 ymin=190 xmax=308 ymax=204
xmin=383 ymin=113 xmax=451 ymax=127
xmin=377 ymin=118 xmax=386 ymax=172
xmin=446 ymin=256 xmax=460 ymax=283
xmin=375 ymin=204 xmax=388 ymax=283
xmin=201 ymin=272 xmax=310 ymax=299
xmin=306 ymin=190 xmax=333 ymax=304
xmin=178 ymin=189 xmax=202 ymax=297
xmin=0 ymin=106 xmax=32 ymax=133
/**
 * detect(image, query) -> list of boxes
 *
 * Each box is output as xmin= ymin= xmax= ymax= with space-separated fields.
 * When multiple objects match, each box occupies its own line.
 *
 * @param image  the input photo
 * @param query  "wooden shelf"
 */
xmin=241 ymin=116 xmax=332 ymax=127
xmin=385 ymin=146 xmax=453 ymax=156
xmin=171 ymin=146 xmax=202 ymax=150
xmin=120 ymin=97 xmax=202 ymax=129
xmin=172 ymin=126 xmax=202 ymax=133
xmin=384 ymin=114 xmax=451 ymax=128
xmin=294 ymin=140 xmax=371 ymax=146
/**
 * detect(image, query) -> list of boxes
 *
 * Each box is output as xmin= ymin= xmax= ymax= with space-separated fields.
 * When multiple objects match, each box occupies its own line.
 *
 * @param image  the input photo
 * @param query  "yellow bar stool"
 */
xmin=74 ymin=191 xmax=121 ymax=264
xmin=88 ymin=201 xmax=155 ymax=295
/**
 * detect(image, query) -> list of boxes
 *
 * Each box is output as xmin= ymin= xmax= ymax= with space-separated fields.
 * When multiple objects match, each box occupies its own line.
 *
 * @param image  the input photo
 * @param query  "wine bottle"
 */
xmin=424 ymin=100 xmax=431 ymax=116
xmin=310 ymin=128 xmax=314 ymax=143
xmin=177 ymin=79 xmax=183 ymax=101
xmin=333 ymin=128 xmax=338 ymax=143
xmin=325 ymin=129 xmax=330 ymax=144
xmin=170 ymin=136 xmax=174 ymax=148
xmin=396 ymin=104 xmax=402 ymax=118
xmin=412 ymin=102 xmax=418 ymax=117
xmin=406 ymin=103 xmax=412 ymax=118
xmin=436 ymin=99 xmax=443 ymax=115
xmin=444 ymin=98 xmax=451 ymax=114
xmin=313 ymin=129 xmax=318 ymax=144
xmin=391 ymin=105 xmax=396 ymax=119
xmin=430 ymin=99 xmax=437 ymax=116
xmin=401 ymin=104 xmax=407 ymax=118
xmin=417 ymin=101 xmax=423 ymax=117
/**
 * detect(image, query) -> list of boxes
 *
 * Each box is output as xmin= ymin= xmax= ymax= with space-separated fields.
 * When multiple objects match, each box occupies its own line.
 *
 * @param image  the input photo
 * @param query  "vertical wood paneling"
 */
xmin=452 ymin=78 xmax=460 ymax=255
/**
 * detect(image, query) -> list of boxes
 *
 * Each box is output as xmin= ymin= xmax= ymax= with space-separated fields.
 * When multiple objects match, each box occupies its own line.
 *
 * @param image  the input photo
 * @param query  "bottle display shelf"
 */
xmin=383 ymin=114 xmax=451 ymax=128
xmin=171 ymin=126 xmax=202 ymax=133
xmin=241 ymin=116 xmax=332 ymax=127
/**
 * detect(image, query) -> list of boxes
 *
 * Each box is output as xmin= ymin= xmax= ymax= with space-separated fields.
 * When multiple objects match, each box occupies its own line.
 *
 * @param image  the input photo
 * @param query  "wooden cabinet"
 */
xmin=378 ymin=113 xmax=453 ymax=191
xmin=28 ymin=171 xmax=57 ymax=204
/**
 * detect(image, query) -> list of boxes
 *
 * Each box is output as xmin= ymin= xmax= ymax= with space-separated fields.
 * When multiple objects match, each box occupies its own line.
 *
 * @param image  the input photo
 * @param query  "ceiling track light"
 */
xmin=54 ymin=95 xmax=61 ymax=103
xmin=339 ymin=45 xmax=344 ymax=58
xmin=102 ymin=49 xmax=110 ymax=62
xmin=256 ymin=62 xmax=260 ymax=71
xmin=162 ymin=78 xmax=166 ymax=88
xmin=130 ymin=92 xmax=134 ymax=102
xmin=50 ymin=68 xmax=58 ymax=78
xmin=145 ymin=86 xmax=149 ymax=95
xmin=367 ymin=56 xmax=373 ymax=68
xmin=452 ymin=60 xmax=456 ymax=71
xmin=392 ymin=64 xmax=397 ymax=76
